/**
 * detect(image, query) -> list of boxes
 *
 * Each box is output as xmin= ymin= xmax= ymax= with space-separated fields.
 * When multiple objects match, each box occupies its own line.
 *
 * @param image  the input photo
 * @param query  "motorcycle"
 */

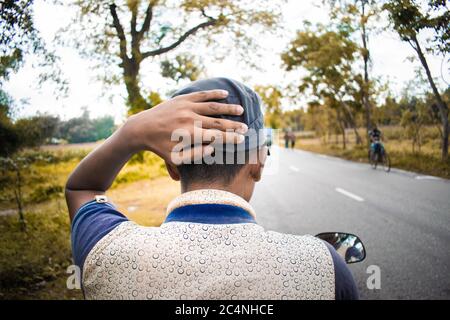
xmin=316 ymin=232 xmax=366 ymax=264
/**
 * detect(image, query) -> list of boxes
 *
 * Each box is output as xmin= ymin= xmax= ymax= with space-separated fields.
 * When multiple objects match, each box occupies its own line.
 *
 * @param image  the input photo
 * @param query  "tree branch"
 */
xmin=109 ymin=3 xmax=128 ymax=61
xmin=141 ymin=19 xmax=217 ymax=59
xmin=130 ymin=3 xmax=138 ymax=36
xmin=138 ymin=1 xmax=155 ymax=41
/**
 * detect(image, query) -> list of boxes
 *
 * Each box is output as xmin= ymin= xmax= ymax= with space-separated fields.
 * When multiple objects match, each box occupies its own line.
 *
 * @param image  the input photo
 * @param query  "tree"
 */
xmin=0 ymin=90 xmax=19 ymax=156
xmin=282 ymin=25 xmax=363 ymax=148
xmin=1 ymin=0 xmax=66 ymax=156
xmin=58 ymin=0 xmax=281 ymax=114
xmin=14 ymin=115 xmax=60 ymax=148
xmin=255 ymin=85 xmax=283 ymax=129
xmin=384 ymin=0 xmax=449 ymax=160
xmin=400 ymin=97 xmax=430 ymax=153
xmin=326 ymin=0 xmax=381 ymax=142
xmin=282 ymin=108 xmax=306 ymax=132
xmin=0 ymin=0 xmax=66 ymax=94
xmin=0 ymin=157 xmax=28 ymax=230
xmin=56 ymin=110 xmax=116 ymax=143
xmin=92 ymin=116 xmax=116 ymax=141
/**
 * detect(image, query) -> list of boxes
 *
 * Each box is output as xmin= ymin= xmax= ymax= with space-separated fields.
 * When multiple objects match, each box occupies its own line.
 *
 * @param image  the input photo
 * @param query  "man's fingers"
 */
xmin=198 ymin=116 xmax=248 ymax=134
xmin=201 ymin=128 xmax=246 ymax=144
xmin=175 ymin=90 xmax=229 ymax=103
xmin=171 ymin=144 xmax=214 ymax=165
xmin=193 ymin=102 xmax=244 ymax=116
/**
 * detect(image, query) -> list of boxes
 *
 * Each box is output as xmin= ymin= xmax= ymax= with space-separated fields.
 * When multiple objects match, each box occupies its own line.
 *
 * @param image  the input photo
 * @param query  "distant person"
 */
xmin=369 ymin=126 xmax=381 ymax=143
xmin=289 ymin=131 xmax=296 ymax=149
xmin=284 ymin=130 xmax=290 ymax=148
xmin=368 ymin=125 xmax=382 ymax=154
xmin=66 ymin=77 xmax=358 ymax=300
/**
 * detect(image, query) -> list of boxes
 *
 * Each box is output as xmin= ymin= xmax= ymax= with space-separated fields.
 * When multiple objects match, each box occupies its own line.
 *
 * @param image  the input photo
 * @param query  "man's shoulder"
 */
xmin=264 ymin=229 xmax=325 ymax=246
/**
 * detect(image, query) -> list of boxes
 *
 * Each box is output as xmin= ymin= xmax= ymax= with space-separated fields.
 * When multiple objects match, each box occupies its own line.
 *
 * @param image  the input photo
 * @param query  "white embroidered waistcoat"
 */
xmin=82 ymin=189 xmax=335 ymax=300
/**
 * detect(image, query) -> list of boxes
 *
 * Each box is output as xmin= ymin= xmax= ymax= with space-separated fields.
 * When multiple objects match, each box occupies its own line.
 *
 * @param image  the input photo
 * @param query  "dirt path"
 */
xmin=108 ymin=176 xmax=180 ymax=226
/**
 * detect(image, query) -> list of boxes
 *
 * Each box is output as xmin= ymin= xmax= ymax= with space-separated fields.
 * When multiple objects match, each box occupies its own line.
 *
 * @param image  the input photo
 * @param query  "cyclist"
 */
xmin=368 ymin=125 xmax=383 ymax=156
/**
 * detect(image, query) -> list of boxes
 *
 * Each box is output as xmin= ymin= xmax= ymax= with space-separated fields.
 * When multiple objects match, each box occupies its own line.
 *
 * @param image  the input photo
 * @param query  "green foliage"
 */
xmin=0 ymin=49 xmax=23 ymax=81
xmin=281 ymin=25 xmax=360 ymax=121
xmin=282 ymin=108 xmax=306 ymax=131
xmin=255 ymin=85 xmax=283 ymax=129
xmin=0 ymin=116 xmax=20 ymax=157
xmin=0 ymin=114 xmax=60 ymax=157
xmin=383 ymin=0 xmax=449 ymax=55
xmin=92 ymin=116 xmax=115 ymax=141
xmin=128 ymin=91 xmax=162 ymax=115
xmin=0 ymin=0 xmax=67 ymax=93
xmin=56 ymin=109 xmax=116 ymax=143
xmin=0 ymin=1 xmax=68 ymax=158
xmin=15 ymin=115 xmax=60 ymax=148
xmin=161 ymin=54 xmax=204 ymax=83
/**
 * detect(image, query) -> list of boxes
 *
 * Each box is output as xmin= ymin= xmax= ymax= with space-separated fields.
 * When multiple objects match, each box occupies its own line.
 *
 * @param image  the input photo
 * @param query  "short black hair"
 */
xmin=177 ymin=150 xmax=249 ymax=189
xmin=178 ymin=163 xmax=245 ymax=189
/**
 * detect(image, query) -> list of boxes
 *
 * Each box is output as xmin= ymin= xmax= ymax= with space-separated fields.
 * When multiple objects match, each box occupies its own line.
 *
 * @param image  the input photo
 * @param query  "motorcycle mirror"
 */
xmin=315 ymin=232 xmax=366 ymax=264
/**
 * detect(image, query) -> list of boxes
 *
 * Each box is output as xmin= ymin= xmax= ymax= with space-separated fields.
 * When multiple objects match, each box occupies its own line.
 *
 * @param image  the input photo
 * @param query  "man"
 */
xmin=66 ymin=77 xmax=358 ymax=300
xmin=369 ymin=126 xmax=382 ymax=143
xmin=368 ymin=125 xmax=383 ymax=156
xmin=289 ymin=131 xmax=296 ymax=149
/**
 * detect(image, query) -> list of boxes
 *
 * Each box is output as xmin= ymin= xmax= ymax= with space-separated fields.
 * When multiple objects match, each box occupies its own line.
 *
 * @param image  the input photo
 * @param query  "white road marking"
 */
xmin=289 ymin=165 xmax=300 ymax=172
xmin=335 ymin=188 xmax=365 ymax=202
xmin=415 ymin=175 xmax=441 ymax=181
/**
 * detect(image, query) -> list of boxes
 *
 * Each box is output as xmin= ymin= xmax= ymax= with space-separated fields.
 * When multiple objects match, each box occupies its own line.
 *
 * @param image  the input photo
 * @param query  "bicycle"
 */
xmin=369 ymin=140 xmax=391 ymax=172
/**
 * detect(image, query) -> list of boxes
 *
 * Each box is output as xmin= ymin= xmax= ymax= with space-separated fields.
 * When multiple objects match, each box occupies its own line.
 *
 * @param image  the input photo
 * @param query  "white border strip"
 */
xmin=335 ymin=187 xmax=365 ymax=202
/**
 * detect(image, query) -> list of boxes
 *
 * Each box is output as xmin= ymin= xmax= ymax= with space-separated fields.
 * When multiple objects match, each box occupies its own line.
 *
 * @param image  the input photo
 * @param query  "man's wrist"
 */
xmin=115 ymin=122 xmax=144 ymax=155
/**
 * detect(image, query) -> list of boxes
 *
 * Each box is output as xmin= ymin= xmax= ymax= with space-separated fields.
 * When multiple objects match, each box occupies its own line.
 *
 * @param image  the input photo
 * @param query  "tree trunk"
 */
xmin=123 ymin=59 xmax=151 ymax=114
xmin=337 ymin=108 xmax=346 ymax=150
xmin=14 ymin=166 xmax=25 ymax=231
xmin=412 ymin=36 xmax=449 ymax=160
xmin=341 ymin=101 xmax=362 ymax=145
xmin=361 ymin=2 xmax=372 ymax=145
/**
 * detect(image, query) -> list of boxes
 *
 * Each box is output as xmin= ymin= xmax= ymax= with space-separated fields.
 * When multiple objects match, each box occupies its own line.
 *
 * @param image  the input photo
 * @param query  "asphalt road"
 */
xmin=250 ymin=146 xmax=450 ymax=300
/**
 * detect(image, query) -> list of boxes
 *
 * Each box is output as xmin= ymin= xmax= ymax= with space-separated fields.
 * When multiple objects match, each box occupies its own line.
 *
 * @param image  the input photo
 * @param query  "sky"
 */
xmin=3 ymin=0 xmax=449 ymax=123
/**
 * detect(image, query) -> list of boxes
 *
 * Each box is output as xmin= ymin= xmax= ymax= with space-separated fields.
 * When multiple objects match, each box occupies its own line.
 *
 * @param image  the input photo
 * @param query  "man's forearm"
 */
xmin=65 ymin=89 xmax=245 ymax=220
xmin=65 ymin=126 xmax=137 ymax=219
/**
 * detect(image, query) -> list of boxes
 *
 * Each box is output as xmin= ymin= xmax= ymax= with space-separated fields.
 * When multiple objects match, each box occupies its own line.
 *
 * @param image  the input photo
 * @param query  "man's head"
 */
xmin=165 ymin=77 xmax=267 ymax=201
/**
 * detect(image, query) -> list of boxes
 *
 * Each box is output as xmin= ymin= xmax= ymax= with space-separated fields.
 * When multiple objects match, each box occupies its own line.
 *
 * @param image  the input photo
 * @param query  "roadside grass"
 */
xmin=294 ymin=126 xmax=450 ymax=179
xmin=0 ymin=199 xmax=83 ymax=300
xmin=0 ymin=145 xmax=174 ymax=300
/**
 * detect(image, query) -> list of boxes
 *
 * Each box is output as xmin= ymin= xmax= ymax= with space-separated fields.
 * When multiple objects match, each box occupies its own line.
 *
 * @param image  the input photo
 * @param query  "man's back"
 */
xmin=83 ymin=220 xmax=335 ymax=300
xmin=74 ymin=189 xmax=358 ymax=300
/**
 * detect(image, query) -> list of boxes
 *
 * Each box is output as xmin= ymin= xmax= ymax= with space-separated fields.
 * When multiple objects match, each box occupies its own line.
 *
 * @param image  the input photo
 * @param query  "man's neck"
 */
xmin=183 ymin=183 xmax=246 ymax=200
xmin=167 ymin=188 xmax=257 ymax=219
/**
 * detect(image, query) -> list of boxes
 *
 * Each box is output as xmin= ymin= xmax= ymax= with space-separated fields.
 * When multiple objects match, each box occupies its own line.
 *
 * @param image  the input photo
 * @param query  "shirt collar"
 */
xmin=164 ymin=189 xmax=257 ymax=224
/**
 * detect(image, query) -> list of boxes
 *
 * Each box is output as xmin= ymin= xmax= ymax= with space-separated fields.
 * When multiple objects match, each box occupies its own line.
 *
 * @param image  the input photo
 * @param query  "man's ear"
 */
xmin=249 ymin=163 xmax=262 ymax=182
xmin=248 ymin=148 xmax=266 ymax=182
xmin=165 ymin=161 xmax=180 ymax=181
